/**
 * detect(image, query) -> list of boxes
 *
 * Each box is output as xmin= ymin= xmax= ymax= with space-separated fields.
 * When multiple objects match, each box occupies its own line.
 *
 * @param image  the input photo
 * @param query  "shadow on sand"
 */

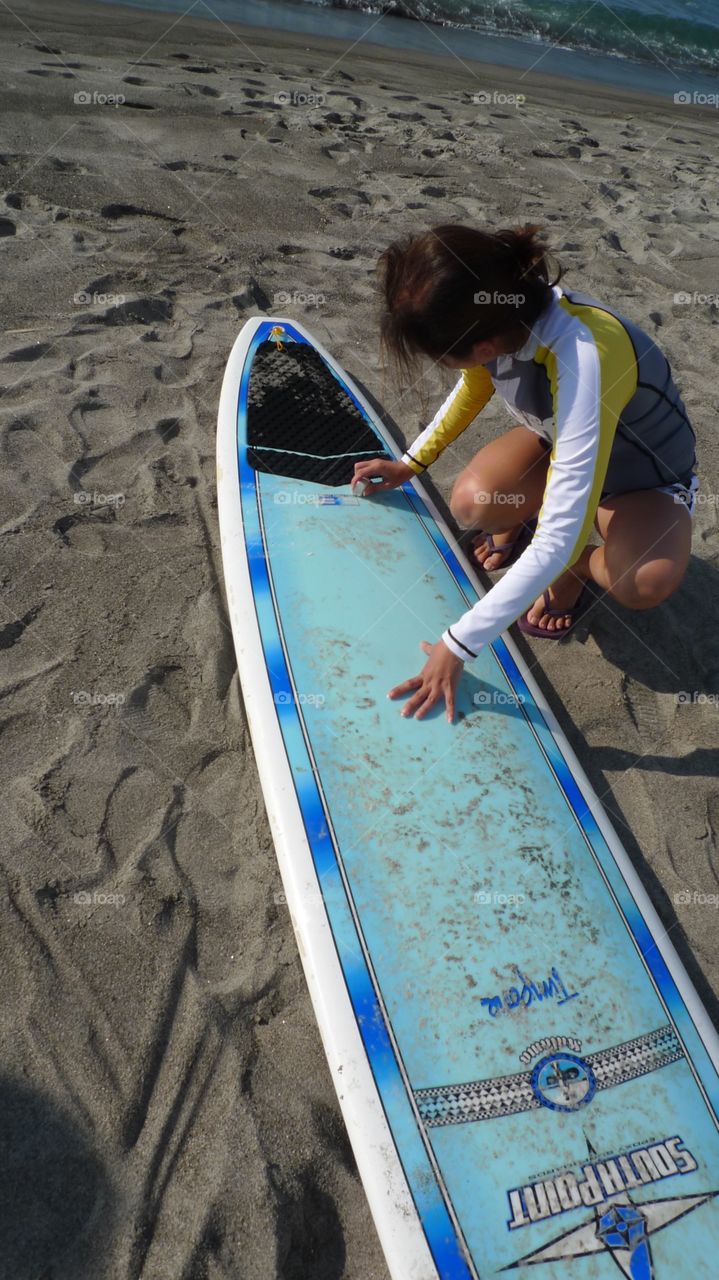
xmin=0 ymin=1075 xmax=113 ymax=1278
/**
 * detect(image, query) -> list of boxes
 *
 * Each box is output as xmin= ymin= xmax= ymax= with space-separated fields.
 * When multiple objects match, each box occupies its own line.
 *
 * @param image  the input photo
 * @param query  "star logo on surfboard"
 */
xmin=504 ymin=1141 xmax=719 ymax=1277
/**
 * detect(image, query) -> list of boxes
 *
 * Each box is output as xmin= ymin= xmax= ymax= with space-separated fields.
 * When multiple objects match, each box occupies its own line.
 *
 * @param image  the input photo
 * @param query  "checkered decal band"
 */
xmin=414 ymin=1026 xmax=684 ymax=1127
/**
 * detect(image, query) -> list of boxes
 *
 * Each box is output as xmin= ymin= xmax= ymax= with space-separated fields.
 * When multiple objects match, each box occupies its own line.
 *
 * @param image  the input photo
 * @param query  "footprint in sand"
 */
xmin=308 ymin=186 xmax=370 ymax=206
xmin=100 ymin=297 xmax=174 ymax=327
xmin=22 ymin=41 xmax=62 ymax=54
xmin=151 ymin=351 xmax=196 ymax=386
xmin=100 ymin=202 xmax=175 ymax=222
xmin=183 ymin=84 xmax=220 ymax=98
xmin=53 ymin=508 xmax=123 ymax=558
xmin=46 ymin=157 xmax=88 ymax=174
xmin=233 ymin=279 xmax=272 ymax=312
xmin=0 ymin=605 xmax=43 ymax=652
xmin=25 ymin=68 xmax=76 ymax=78
xmin=326 ymin=91 xmax=365 ymax=111
xmin=156 ymin=417 xmax=181 ymax=442
xmin=2 ymin=342 xmax=52 ymax=362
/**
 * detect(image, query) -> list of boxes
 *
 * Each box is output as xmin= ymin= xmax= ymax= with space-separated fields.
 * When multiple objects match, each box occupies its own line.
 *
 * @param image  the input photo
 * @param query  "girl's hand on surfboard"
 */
xmin=388 ymin=640 xmax=463 ymax=724
xmin=352 ymin=458 xmax=414 ymax=495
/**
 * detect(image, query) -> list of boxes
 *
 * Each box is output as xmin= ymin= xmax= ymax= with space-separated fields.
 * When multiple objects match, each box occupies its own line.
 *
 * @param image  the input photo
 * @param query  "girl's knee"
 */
xmin=450 ymin=473 xmax=491 ymax=527
xmin=612 ymin=558 xmax=687 ymax=609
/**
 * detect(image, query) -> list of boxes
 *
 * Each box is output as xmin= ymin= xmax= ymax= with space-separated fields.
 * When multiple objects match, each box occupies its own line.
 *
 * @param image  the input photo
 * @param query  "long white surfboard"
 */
xmin=217 ymin=316 xmax=719 ymax=1279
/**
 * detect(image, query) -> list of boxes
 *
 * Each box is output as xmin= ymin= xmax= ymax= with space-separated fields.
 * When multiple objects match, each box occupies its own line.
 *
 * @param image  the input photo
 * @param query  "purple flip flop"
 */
xmin=517 ymin=586 xmax=589 ymax=638
xmin=471 ymin=519 xmax=537 ymax=572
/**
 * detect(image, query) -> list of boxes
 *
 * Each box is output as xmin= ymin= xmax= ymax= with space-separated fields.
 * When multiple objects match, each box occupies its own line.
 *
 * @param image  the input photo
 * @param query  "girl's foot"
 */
xmin=471 ymin=524 xmax=524 ymax=571
xmin=525 ymin=568 xmax=587 ymax=631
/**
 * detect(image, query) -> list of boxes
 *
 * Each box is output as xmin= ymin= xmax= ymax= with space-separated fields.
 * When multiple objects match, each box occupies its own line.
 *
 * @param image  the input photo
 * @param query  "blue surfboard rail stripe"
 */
xmin=237 ymin=323 xmax=477 ymax=1277
xmin=233 ymin=319 xmax=719 ymax=1277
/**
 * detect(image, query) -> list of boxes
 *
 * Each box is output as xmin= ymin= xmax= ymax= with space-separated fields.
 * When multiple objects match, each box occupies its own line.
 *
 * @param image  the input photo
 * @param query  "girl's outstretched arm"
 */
xmin=401 ymin=365 xmax=495 ymax=475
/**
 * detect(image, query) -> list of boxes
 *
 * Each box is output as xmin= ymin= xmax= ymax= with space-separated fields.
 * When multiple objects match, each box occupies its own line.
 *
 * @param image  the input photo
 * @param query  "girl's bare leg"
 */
xmin=525 ymin=489 xmax=693 ymax=631
xmin=449 ymin=427 xmax=550 ymax=570
xmin=452 ymin=434 xmax=692 ymax=629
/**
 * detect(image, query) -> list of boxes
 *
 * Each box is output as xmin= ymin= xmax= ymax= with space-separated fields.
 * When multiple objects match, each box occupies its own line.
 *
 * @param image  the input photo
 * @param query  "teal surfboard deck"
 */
xmin=217 ymin=318 xmax=719 ymax=1279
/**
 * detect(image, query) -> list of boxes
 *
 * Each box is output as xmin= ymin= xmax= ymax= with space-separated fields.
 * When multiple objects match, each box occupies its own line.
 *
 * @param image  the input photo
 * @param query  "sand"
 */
xmin=1 ymin=0 xmax=718 ymax=1275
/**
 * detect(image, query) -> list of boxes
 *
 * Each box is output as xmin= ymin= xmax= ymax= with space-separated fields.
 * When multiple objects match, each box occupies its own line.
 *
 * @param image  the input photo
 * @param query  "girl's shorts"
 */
xmin=602 ymin=475 xmax=699 ymax=517
xmin=521 ymin=420 xmax=699 ymax=516
xmin=655 ymin=475 xmax=699 ymax=516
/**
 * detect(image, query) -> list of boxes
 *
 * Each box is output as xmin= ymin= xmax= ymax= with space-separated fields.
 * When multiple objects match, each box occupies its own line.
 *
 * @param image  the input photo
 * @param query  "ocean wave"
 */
xmin=318 ymin=0 xmax=719 ymax=72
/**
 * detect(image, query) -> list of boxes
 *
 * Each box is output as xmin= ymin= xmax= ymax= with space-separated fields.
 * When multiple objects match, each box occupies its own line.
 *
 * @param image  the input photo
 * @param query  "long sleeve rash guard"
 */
xmin=400 ymin=285 xmax=641 ymax=662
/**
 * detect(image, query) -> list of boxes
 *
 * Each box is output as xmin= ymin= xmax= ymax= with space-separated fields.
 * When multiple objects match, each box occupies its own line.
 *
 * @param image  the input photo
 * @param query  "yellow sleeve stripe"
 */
xmin=407 ymin=365 xmax=495 ymax=471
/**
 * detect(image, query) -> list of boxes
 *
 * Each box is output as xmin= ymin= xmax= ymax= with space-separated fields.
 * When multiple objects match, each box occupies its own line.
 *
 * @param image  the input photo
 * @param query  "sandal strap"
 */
xmin=475 ymin=531 xmax=521 ymax=554
xmin=540 ymin=588 xmax=584 ymax=618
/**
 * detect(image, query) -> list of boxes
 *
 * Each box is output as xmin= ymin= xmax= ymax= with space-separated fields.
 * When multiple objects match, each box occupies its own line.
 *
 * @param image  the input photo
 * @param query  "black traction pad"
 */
xmin=246 ymin=340 xmax=389 ymax=486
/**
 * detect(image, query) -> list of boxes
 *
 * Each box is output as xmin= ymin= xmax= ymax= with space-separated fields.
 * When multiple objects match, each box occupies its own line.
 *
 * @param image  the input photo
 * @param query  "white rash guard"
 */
xmin=400 ymin=285 xmax=642 ymax=661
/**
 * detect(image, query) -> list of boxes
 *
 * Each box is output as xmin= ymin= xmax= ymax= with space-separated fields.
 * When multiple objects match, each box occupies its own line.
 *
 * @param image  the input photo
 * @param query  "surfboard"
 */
xmin=216 ymin=316 xmax=719 ymax=1279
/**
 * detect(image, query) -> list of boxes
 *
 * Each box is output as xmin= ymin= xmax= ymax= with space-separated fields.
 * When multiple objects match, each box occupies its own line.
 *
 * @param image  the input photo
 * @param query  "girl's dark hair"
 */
xmin=378 ymin=223 xmax=561 ymax=372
